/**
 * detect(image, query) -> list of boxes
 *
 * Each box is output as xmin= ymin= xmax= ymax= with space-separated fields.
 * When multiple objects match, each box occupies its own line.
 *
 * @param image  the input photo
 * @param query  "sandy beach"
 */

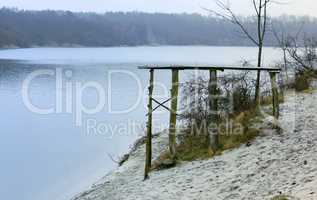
xmin=72 ymin=88 xmax=317 ymax=200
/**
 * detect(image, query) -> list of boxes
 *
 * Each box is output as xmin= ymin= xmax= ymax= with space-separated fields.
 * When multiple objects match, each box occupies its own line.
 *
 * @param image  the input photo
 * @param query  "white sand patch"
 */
xmin=73 ymin=90 xmax=317 ymax=200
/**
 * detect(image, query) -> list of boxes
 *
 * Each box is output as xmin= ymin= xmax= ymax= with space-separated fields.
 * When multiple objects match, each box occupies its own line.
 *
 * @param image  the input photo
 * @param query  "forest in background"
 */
xmin=0 ymin=7 xmax=316 ymax=48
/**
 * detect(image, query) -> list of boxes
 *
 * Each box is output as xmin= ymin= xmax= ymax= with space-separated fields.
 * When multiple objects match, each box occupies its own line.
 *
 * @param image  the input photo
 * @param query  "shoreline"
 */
xmin=0 ymin=44 xmax=280 ymax=50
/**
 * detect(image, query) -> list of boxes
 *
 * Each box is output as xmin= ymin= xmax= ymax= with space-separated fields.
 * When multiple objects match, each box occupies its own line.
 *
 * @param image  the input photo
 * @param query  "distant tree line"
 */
xmin=0 ymin=7 xmax=316 ymax=48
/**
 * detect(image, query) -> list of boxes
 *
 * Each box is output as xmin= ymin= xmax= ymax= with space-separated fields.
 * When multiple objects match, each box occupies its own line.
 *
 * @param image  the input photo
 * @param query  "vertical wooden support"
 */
xmin=208 ymin=70 xmax=219 ymax=152
xmin=269 ymin=72 xmax=280 ymax=119
xmin=144 ymin=69 xmax=154 ymax=180
xmin=169 ymin=69 xmax=179 ymax=160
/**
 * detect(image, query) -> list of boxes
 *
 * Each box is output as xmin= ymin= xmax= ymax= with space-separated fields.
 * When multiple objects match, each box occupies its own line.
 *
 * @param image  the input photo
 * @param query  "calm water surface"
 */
xmin=0 ymin=46 xmax=282 ymax=200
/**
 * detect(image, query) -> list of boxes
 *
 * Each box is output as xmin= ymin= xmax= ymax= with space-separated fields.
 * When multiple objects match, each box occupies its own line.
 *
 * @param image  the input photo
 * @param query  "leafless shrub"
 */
xmin=179 ymin=76 xmax=210 ymax=134
xmin=220 ymin=71 xmax=257 ymax=114
xmin=281 ymin=35 xmax=317 ymax=90
xmin=180 ymin=71 xmax=262 ymax=132
xmin=273 ymin=21 xmax=317 ymax=89
xmin=286 ymin=35 xmax=317 ymax=72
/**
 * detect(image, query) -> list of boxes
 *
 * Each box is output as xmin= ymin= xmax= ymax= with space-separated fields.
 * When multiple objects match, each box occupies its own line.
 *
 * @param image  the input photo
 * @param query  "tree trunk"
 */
xmin=254 ymin=42 xmax=263 ymax=107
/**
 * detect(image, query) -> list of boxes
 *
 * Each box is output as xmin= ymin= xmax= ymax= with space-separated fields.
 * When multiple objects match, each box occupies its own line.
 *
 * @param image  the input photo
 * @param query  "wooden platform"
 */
xmin=139 ymin=64 xmax=281 ymax=179
xmin=138 ymin=65 xmax=281 ymax=72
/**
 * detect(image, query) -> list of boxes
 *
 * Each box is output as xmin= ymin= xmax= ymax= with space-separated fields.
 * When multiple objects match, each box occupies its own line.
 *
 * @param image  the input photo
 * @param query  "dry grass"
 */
xmin=152 ymin=108 xmax=262 ymax=169
xmin=271 ymin=195 xmax=291 ymax=200
xmin=260 ymin=93 xmax=285 ymax=106
xmin=302 ymin=88 xmax=316 ymax=94
xmin=219 ymin=110 xmax=260 ymax=150
xmin=151 ymin=150 xmax=176 ymax=170
xmin=176 ymin=133 xmax=213 ymax=161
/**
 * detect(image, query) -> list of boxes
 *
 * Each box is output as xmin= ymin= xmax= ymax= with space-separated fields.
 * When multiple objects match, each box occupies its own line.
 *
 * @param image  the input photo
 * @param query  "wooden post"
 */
xmin=269 ymin=72 xmax=280 ymax=119
xmin=208 ymin=70 xmax=219 ymax=152
xmin=169 ymin=69 xmax=179 ymax=160
xmin=144 ymin=69 xmax=154 ymax=180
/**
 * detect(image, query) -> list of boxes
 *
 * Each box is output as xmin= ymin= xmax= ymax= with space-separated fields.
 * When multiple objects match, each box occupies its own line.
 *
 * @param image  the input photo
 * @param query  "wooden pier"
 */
xmin=139 ymin=65 xmax=281 ymax=180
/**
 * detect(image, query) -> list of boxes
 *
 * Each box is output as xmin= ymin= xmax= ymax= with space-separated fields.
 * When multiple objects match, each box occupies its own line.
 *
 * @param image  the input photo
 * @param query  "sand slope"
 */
xmin=73 ymin=90 xmax=317 ymax=200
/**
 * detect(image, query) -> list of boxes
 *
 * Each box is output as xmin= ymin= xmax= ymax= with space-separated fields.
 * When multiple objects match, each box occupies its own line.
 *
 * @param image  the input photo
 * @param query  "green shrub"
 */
xmin=294 ymin=70 xmax=312 ymax=91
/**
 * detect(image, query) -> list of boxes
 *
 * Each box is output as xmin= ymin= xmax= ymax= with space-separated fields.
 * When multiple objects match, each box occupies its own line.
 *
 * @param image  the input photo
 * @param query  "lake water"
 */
xmin=0 ymin=46 xmax=282 ymax=200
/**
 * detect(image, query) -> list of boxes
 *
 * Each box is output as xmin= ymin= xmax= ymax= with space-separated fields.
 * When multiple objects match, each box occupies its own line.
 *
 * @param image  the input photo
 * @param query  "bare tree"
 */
xmin=285 ymin=34 xmax=317 ymax=72
xmin=272 ymin=21 xmax=305 ymax=83
xmin=272 ymin=24 xmax=291 ymax=82
xmin=205 ymin=0 xmax=274 ymax=106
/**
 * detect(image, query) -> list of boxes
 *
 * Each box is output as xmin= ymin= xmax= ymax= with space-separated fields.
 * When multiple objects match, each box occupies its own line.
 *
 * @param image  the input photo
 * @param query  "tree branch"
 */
xmin=203 ymin=0 xmax=259 ymax=46
xmin=252 ymin=0 xmax=259 ymax=15
xmin=261 ymin=0 xmax=268 ymax=40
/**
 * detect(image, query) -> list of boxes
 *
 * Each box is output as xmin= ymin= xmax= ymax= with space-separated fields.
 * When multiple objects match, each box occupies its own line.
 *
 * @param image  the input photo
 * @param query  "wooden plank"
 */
xmin=144 ymin=69 xmax=154 ymax=180
xmin=138 ymin=65 xmax=281 ymax=71
xmin=207 ymin=70 xmax=219 ymax=153
xmin=150 ymin=98 xmax=171 ymax=114
xmin=169 ymin=69 xmax=179 ymax=160
xmin=151 ymin=98 xmax=172 ymax=113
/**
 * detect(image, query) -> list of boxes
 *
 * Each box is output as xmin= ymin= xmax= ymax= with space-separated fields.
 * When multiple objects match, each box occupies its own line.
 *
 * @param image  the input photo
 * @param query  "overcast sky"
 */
xmin=1 ymin=0 xmax=316 ymax=17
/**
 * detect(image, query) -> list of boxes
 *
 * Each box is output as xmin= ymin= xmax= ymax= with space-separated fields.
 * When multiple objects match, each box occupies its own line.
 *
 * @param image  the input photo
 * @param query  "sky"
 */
xmin=0 ymin=0 xmax=316 ymax=17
